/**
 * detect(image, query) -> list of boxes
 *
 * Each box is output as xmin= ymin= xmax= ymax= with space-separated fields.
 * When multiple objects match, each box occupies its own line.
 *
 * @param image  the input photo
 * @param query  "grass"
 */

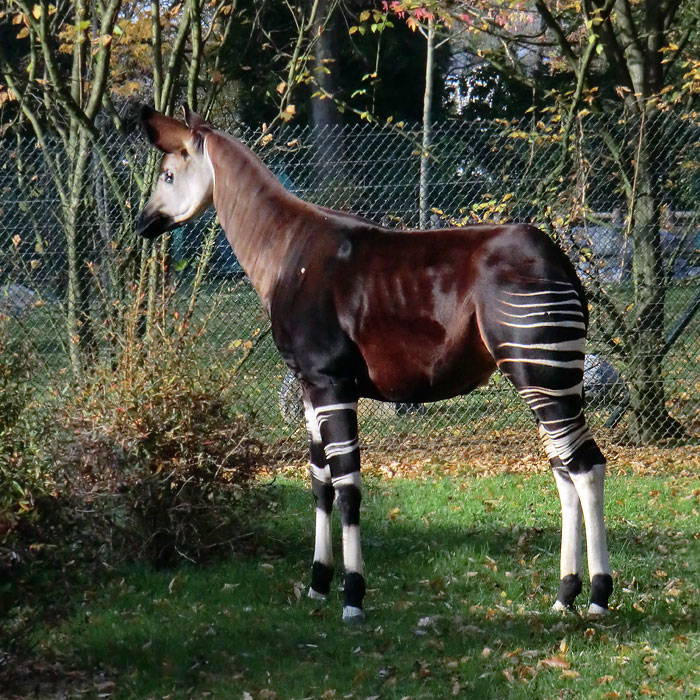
xmin=14 ymin=469 xmax=700 ymax=699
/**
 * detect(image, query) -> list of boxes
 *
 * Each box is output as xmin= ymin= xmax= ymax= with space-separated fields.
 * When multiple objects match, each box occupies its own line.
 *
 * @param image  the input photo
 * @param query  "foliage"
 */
xmin=1 ymin=311 xmax=265 ymax=578
xmin=0 ymin=315 xmax=50 ymax=564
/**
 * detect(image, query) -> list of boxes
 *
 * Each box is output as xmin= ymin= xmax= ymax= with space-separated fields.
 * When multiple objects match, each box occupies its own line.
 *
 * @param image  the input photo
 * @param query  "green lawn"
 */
xmin=17 ymin=471 xmax=700 ymax=699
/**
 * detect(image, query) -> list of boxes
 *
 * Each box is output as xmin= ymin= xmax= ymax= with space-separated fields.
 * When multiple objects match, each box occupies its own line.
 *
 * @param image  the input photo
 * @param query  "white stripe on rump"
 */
xmin=498 ymin=340 xmax=585 ymax=351
xmin=499 ymin=298 xmax=581 ymax=309
xmin=498 ymin=320 xmax=586 ymax=330
xmin=498 ymin=357 xmax=583 ymax=369
xmin=504 ymin=287 xmax=577 ymax=297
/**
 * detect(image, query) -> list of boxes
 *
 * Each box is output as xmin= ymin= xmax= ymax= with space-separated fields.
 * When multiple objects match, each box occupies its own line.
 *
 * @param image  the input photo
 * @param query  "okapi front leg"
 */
xmin=314 ymin=398 xmax=365 ymax=623
xmin=304 ymin=399 xmax=335 ymax=600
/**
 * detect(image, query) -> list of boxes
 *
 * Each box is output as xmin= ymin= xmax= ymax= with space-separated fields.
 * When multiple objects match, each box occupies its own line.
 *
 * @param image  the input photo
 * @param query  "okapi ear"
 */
xmin=139 ymin=104 xmax=191 ymax=153
xmin=182 ymin=103 xmax=206 ymax=130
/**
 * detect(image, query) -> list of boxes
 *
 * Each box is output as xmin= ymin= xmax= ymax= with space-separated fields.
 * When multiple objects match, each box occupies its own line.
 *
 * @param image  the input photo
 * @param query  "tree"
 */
xmin=422 ymin=0 xmax=697 ymax=442
xmin=0 ymin=0 xmax=244 ymax=373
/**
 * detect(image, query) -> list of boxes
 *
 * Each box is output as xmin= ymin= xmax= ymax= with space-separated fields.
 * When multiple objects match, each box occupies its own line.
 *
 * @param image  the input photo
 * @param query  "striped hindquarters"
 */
xmin=486 ymin=280 xmax=598 ymax=467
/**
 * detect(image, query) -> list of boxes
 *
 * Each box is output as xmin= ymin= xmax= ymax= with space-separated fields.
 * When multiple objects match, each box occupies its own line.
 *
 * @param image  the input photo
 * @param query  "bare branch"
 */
xmin=160 ymin=0 xmax=194 ymax=114
xmin=187 ymin=0 xmax=204 ymax=110
xmin=151 ymin=0 xmax=163 ymax=110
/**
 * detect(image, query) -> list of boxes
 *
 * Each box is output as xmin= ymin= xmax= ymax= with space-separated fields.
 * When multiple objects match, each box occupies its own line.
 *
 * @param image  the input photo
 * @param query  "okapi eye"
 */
xmin=164 ymin=170 xmax=174 ymax=184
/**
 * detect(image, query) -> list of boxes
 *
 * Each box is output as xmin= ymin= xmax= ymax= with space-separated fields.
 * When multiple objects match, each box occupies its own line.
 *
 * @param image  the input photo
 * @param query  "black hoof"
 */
xmin=555 ymin=573 xmax=583 ymax=609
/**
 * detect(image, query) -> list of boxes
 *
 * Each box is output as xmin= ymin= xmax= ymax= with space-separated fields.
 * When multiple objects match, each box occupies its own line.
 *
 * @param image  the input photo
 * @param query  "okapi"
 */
xmin=135 ymin=105 xmax=613 ymax=623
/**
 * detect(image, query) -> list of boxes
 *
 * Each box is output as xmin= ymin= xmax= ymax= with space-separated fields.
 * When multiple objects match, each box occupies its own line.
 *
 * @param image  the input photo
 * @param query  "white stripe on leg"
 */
xmin=333 ymin=472 xmax=364 ymax=576
xmin=313 ymin=507 xmax=333 ymax=568
xmin=553 ymin=469 xmax=583 ymax=580
xmin=571 ymin=463 xmax=611 ymax=614
xmin=304 ymin=397 xmax=322 ymax=443
xmin=570 ymin=463 xmax=610 ymax=577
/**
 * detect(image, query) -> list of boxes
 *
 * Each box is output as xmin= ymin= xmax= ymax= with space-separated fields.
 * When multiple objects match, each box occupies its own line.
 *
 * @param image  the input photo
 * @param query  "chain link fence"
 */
xmin=1 ymin=111 xmax=699 ymax=468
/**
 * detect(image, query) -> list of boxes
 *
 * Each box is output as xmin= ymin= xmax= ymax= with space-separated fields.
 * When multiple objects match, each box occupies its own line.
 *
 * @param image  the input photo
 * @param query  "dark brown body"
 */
xmin=268 ymin=217 xmax=584 ymax=404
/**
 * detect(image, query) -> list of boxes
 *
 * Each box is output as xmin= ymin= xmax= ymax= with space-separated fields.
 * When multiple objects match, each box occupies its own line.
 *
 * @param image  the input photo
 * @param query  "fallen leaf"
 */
xmin=560 ymin=669 xmax=580 ymax=679
xmin=94 ymin=681 xmax=116 ymax=692
xmin=541 ymin=656 xmax=570 ymax=669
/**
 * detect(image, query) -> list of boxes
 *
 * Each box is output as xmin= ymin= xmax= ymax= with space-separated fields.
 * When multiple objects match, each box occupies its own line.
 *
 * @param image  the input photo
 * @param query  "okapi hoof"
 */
xmin=309 ymin=561 xmax=333 ymax=601
xmin=590 ymin=573 xmax=614 ymax=613
xmin=551 ymin=599 xmax=578 ymax=614
xmin=553 ymin=573 xmax=583 ymax=612
xmin=342 ymin=605 xmax=365 ymax=624
xmin=308 ymin=587 xmax=328 ymax=602
xmin=587 ymin=602 xmax=611 ymax=617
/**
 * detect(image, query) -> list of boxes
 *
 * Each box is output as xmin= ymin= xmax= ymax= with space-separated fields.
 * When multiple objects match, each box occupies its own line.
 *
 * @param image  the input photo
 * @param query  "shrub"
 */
xmin=52 ymin=336 xmax=265 ymax=566
xmin=0 ymin=317 xmax=50 ymax=566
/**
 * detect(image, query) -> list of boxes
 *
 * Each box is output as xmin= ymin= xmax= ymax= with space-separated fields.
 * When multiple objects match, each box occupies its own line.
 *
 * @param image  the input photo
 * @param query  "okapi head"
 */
xmin=135 ymin=105 xmax=213 ymax=239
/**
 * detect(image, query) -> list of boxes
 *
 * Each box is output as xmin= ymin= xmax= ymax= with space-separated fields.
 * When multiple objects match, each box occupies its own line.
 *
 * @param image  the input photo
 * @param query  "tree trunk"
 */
xmin=310 ymin=0 xmax=342 ymax=173
xmin=419 ymin=17 xmax=435 ymax=231
xmin=65 ymin=130 xmax=96 ymax=373
xmin=625 ymin=114 xmax=684 ymax=442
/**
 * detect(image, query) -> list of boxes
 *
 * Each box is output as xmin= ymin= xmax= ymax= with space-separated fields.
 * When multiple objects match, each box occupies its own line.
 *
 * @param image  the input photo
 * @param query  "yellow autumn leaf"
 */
xmin=560 ymin=669 xmax=580 ymax=679
xmin=32 ymin=4 xmax=41 ymax=19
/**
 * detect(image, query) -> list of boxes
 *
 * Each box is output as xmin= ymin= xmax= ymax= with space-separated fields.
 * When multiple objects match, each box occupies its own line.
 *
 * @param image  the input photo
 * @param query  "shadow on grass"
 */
xmin=22 ymin=476 xmax=698 ymax=698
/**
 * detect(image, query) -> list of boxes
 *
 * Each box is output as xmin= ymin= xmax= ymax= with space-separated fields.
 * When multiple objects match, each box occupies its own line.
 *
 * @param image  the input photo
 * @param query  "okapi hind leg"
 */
xmin=304 ymin=397 xmax=335 ymax=601
xmin=309 ymin=388 xmax=365 ymax=623
xmin=539 ymin=418 xmax=612 ymax=614
xmin=570 ymin=462 xmax=613 ymax=615
xmin=525 ymin=403 xmax=612 ymax=615
xmin=540 ymin=425 xmax=584 ymax=611
xmin=479 ymin=278 xmax=613 ymax=613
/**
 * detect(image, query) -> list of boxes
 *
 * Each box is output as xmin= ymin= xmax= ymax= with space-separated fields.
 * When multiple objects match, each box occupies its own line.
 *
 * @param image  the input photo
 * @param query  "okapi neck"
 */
xmin=204 ymin=130 xmax=309 ymax=309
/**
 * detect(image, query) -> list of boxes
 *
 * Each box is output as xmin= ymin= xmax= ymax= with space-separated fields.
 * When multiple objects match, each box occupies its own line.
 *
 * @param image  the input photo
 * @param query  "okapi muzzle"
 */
xmin=135 ymin=207 xmax=178 ymax=240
